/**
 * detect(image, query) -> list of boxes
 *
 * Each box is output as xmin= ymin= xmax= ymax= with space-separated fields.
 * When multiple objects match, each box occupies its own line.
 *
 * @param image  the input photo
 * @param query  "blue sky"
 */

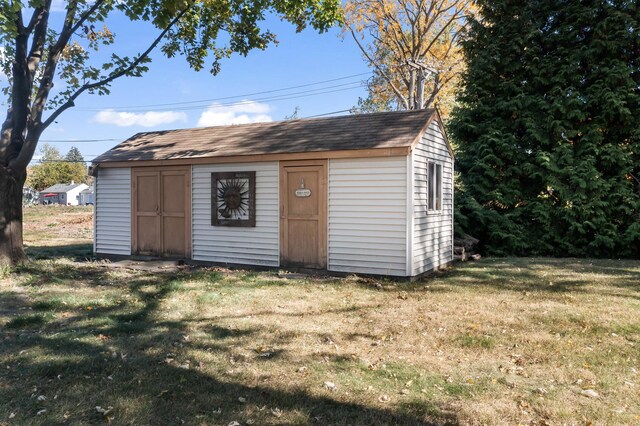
xmin=15 ymin=4 xmax=372 ymax=164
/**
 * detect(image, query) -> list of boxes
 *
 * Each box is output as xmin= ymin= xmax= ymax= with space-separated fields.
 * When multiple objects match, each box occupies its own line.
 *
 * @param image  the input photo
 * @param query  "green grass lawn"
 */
xmin=0 ymin=207 xmax=639 ymax=425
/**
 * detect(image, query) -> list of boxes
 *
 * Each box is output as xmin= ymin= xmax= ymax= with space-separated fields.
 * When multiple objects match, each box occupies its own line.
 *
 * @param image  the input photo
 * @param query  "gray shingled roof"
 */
xmin=40 ymin=183 xmax=84 ymax=193
xmin=92 ymin=109 xmax=436 ymax=164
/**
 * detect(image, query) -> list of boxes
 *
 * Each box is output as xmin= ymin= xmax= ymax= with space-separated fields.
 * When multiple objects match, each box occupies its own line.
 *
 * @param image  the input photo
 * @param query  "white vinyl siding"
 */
xmin=328 ymin=157 xmax=407 ymax=276
xmin=95 ymin=168 xmax=131 ymax=255
xmin=192 ymin=162 xmax=279 ymax=266
xmin=412 ymin=120 xmax=454 ymax=275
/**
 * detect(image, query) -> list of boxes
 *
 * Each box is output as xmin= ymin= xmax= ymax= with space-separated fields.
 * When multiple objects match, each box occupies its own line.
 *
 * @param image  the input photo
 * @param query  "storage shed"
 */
xmin=91 ymin=109 xmax=454 ymax=278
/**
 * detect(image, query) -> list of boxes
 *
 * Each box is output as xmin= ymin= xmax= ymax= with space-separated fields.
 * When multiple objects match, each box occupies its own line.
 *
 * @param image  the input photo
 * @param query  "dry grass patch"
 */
xmin=1 ymin=257 xmax=638 ymax=425
xmin=0 ymin=207 xmax=638 ymax=424
xmin=23 ymin=205 xmax=93 ymax=252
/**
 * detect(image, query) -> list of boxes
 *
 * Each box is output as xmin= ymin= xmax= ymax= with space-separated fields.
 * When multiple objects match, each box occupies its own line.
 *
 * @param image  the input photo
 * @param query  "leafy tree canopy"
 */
xmin=344 ymin=0 xmax=476 ymax=116
xmin=0 ymin=0 xmax=342 ymax=265
xmin=26 ymin=144 xmax=87 ymax=190
xmin=0 ymin=0 xmax=342 ymax=171
xmin=450 ymin=0 xmax=640 ymax=257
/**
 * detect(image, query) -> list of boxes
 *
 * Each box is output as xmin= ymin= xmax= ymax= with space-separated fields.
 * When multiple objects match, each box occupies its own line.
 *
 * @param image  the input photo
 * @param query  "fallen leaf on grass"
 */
xmin=323 ymin=381 xmax=336 ymax=391
xmin=514 ymin=357 xmax=526 ymax=366
xmin=96 ymin=406 xmax=113 ymax=415
xmin=378 ymin=395 xmax=390 ymax=403
xmin=255 ymin=346 xmax=275 ymax=357
xmin=580 ymin=389 xmax=600 ymax=398
xmin=270 ymin=408 xmax=282 ymax=417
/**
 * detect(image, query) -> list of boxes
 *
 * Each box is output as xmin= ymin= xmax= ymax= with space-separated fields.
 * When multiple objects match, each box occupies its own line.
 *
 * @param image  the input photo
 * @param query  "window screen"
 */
xmin=428 ymin=162 xmax=442 ymax=212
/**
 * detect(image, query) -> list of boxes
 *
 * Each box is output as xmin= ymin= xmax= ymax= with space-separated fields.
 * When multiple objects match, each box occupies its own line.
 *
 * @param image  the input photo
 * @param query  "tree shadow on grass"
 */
xmin=455 ymin=258 xmax=639 ymax=296
xmin=24 ymin=242 xmax=95 ymax=262
xmin=369 ymin=257 xmax=640 ymax=300
xmin=4 ymin=332 xmax=451 ymax=425
xmin=0 ymin=291 xmax=31 ymax=316
xmin=1 ymin=262 xmax=456 ymax=425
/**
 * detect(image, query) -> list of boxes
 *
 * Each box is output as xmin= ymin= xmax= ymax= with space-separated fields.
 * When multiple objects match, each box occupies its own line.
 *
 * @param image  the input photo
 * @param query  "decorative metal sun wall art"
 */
xmin=211 ymin=171 xmax=256 ymax=227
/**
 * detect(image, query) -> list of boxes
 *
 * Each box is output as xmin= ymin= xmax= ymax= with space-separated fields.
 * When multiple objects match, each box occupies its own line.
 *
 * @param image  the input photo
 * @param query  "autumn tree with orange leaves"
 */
xmin=345 ymin=0 xmax=475 ymax=115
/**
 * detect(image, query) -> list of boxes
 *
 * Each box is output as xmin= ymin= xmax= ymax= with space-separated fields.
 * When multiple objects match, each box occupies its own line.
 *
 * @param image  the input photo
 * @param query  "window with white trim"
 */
xmin=427 ymin=162 xmax=443 ymax=212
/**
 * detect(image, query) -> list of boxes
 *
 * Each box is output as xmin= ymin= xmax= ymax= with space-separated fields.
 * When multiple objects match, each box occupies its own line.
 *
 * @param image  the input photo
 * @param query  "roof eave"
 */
xmin=93 ymin=146 xmax=413 ymax=168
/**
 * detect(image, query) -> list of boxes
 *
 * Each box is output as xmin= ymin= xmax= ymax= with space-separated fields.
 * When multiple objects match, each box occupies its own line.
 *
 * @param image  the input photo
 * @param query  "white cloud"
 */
xmin=93 ymin=109 xmax=187 ymax=127
xmin=197 ymin=101 xmax=272 ymax=127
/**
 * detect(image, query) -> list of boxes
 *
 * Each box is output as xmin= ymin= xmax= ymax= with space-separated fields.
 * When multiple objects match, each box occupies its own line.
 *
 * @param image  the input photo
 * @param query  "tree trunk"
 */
xmin=0 ymin=166 xmax=28 ymax=266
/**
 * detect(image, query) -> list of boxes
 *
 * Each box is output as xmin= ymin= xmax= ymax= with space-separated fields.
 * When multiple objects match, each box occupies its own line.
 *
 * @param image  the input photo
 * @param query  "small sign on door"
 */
xmin=295 ymin=178 xmax=311 ymax=197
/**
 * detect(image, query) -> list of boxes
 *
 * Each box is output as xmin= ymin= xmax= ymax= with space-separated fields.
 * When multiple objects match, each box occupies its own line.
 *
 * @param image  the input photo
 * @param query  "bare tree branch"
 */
xmin=4 ymin=7 xmax=30 ymax=163
xmin=12 ymin=4 xmax=190 ymax=169
xmin=349 ymin=27 xmax=409 ymax=109
xmin=9 ymin=1 xmax=82 ymax=169
xmin=27 ymin=1 xmax=52 ymax=78
xmin=41 ymin=7 xmax=191 ymax=130
xmin=344 ymin=0 xmax=472 ymax=112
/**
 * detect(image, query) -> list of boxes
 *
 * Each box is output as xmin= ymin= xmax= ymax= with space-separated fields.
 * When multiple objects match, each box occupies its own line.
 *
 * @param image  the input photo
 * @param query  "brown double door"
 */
xmin=132 ymin=167 xmax=191 ymax=258
xmin=280 ymin=160 xmax=327 ymax=268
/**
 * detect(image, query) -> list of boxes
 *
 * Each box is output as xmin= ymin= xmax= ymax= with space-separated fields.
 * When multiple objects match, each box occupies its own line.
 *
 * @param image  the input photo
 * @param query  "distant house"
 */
xmin=78 ymin=187 xmax=95 ymax=205
xmin=39 ymin=182 xmax=89 ymax=205
xmin=91 ymin=109 xmax=454 ymax=278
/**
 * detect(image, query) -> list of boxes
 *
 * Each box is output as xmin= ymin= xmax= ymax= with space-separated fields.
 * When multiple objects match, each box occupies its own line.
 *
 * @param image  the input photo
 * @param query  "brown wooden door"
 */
xmin=280 ymin=160 xmax=327 ymax=268
xmin=133 ymin=170 xmax=161 ymax=256
xmin=132 ymin=167 xmax=191 ymax=258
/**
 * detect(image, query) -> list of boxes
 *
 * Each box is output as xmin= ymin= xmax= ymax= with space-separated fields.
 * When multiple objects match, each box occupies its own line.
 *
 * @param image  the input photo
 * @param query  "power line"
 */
xmin=32 ymin=105 xmax=351 ymax=157
xmin=40 ymin=138 xmax=120 ymax=143
xmin=304 ymin=109 xmax=353 ymax=118
xmin=75 ymin=72 xmax=372 ymax=111
xmin=39 ymin=107 xmax=357 ymax=147
xmin=77 ymin=82 xmax=366 ymax=112
xmin=153 ymin=84 xmax=364 ymax=112
xmin=33 ymin=156 xmax=98 ymax=163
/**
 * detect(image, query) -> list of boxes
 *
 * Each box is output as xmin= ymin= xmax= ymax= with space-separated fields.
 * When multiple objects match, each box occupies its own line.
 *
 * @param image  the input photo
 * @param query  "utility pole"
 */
xmin=407 ymin=60 xmax=436 ymax=109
